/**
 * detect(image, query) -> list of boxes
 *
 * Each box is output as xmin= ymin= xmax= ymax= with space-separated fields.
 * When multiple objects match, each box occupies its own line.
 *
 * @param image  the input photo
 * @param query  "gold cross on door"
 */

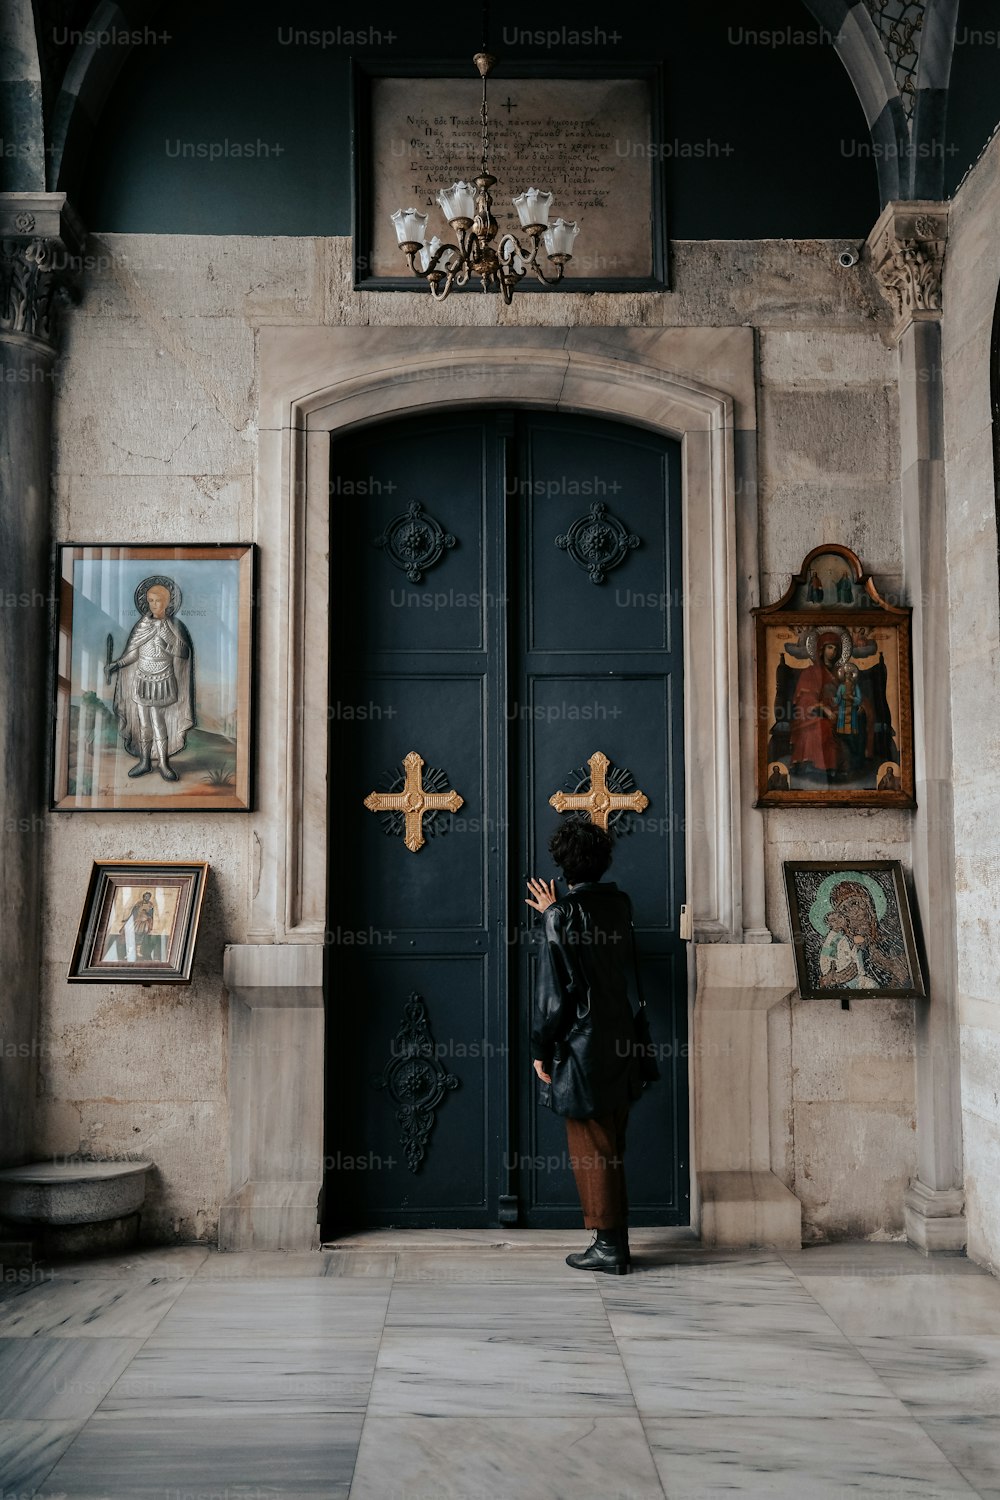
xmin=363 ymin=750 xmax=465 ymax=853
xmin=548 ymin=750 xmax=649 ymax=831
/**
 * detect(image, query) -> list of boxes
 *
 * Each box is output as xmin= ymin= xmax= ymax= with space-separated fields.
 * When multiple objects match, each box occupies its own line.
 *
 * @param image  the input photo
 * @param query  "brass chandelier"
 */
xmin=390 ymin=52 xmax=581 ymax=303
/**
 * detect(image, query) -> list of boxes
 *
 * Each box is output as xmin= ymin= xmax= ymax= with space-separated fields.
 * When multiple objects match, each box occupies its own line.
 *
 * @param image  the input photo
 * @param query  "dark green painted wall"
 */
xmin=82 ymin=0 xmax=882 ymax=237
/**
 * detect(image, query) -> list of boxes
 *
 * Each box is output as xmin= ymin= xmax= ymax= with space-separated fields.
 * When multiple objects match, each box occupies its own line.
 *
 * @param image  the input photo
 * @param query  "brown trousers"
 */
xmin=564 ymin=1106 xmax=629 ymax=1230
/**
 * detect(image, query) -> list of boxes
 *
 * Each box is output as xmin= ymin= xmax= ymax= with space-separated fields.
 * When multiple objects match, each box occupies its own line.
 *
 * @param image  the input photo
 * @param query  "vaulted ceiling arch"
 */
xmin=800 ymin=0 xmax=960 ymax=200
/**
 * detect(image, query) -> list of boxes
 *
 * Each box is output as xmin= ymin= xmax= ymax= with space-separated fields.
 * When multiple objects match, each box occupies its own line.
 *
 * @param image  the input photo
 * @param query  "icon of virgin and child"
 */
xmin=808 ymin=871 xmax=910 ymax=991
xmin=106 ymin=575 xmax=195 ymax=781
xmin=766 ymin=624 xmax=900 ymax=788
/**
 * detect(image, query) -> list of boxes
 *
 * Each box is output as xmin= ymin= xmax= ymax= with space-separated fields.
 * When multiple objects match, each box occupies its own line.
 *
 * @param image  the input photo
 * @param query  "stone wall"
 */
xmin=942 ymin=130 xmax=1000 ymax=1274
xmin=43 ymin=234 xmax=915 ymax=1241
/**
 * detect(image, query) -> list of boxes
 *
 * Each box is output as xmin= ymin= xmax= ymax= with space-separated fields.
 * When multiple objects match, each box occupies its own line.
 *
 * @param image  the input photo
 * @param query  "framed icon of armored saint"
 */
xmin=51 ymin=544 xmax=254 ymax=811
xmin=753 ymin=545 xmax=915 ymax=808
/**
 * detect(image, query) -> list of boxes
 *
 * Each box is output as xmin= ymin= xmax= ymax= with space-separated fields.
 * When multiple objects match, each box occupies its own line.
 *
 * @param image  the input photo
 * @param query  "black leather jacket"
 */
xmin=531 ymin=880 xmax=643 ymax=1120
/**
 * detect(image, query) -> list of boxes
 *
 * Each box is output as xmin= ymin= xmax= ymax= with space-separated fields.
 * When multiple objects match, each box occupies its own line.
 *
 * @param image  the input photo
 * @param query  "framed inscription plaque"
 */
xmin=353 ymin=61 xmax=666 ymax=291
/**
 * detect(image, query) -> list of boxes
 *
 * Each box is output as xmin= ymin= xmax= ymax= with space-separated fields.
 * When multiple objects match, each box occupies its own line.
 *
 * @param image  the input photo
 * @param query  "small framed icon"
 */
xmin=69 ymin=861 xmax=209 ymax=984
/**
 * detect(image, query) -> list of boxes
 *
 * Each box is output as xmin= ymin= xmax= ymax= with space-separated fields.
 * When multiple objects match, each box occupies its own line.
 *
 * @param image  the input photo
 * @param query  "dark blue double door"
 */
xmin=324 ymin=410 xmax=688 ymax=1231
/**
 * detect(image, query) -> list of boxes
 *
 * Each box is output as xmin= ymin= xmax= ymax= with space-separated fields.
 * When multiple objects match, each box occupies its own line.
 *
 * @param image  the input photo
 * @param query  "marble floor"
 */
xmin=1 ymin=1234 xmax=999 ymax=1498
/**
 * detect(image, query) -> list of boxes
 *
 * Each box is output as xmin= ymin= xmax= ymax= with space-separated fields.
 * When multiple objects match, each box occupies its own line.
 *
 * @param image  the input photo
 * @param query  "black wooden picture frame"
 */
xmin=784 ymin=859 xmax=925 ymax=1002
xmin=68 ymin=860 xmax=209 ymax=985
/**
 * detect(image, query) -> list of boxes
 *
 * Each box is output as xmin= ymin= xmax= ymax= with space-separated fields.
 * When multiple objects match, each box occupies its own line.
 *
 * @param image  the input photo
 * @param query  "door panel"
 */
xmin=516 ymin=416 xmax=687 ymax=1225
xmin=337 ymin=674 xmax=487 ymax=936
xmin=525 ymin=423 xmax=676 ymax=655
xmin=340 ymin=422 xmax=490 ymax=655
xmin=525 ymin=672 xmax=676 ymax=929
xmin=333 ymin=956 xmax=492 ymax=1223
xmin=324 ymin=410 xmax=688 ymax=1233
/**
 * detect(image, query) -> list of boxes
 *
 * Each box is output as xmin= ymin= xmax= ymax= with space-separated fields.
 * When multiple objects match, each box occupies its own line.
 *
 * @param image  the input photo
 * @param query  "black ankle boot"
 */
xmin=566 ymin=1229 xmax=629 ymax=1275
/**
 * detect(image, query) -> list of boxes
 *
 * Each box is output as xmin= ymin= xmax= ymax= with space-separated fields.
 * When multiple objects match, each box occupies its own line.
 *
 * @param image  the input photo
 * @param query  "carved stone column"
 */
xmin=0 ymin=194 xmax=83 ymax=1169
xmin=868 ymin=200 xmax=966 ymax=1252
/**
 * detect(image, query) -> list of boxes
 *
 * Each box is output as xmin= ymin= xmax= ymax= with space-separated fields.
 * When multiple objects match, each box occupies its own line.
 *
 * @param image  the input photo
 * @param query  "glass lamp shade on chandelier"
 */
xmin=390 ymin=51 xmax=581 ymax=303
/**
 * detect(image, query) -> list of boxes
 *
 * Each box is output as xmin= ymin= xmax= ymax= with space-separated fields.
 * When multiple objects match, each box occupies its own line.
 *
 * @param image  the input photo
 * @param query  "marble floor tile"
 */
xmin=779 ymin=1244 xmax=989 ymax=1277
xmin=348 ymin=1415 xmax=665 ymax=1500
xmin=392 ymin=1250 xmax=583 ymax=1282
xmin=325 ymin=1250 xmax=398 ymax=1277
xmin=384 ymin=1280 xmax=611 ymax=1341
xmin=0 ymin=1275 xmax=186 ymax=1340
xmin=194 ymin=1249 xmax=334 ymax=1278
xmin=329 ymin=1226 xmax=694 ymax=1247
xmin=0 ymin=1268 xmax=59 ymax=1306
xmin=617 ymin=1334 xmax=911 ymax=1419
xmin=94 ymin=1335 xmax=382 ymax=1416
xmin=40 ymin=1246 xmax=210 ymax=1281
xmin=851 ymin=1335 xmax=1000 ymax=1416
xmin=644 ymin=1414 xmax=980 ymax=1497
xmin=150 ymin=1277 xmax=392 ymax=1343
xmin=0 ymin=1337 xmax=143 ymax=1420
xmin=0 ymin=1419 xmax=84 ymax=1497
xmin=599 ymin=1269 xmax=845 ymax=1339
xmin=628 ymin=1250 xmax=788 ymax=1277
xmin=798 ymin=1274 xmax=1000 ymax=1336
xmin=35 ymin=1413 xmax=364 ymax=1499
xmin=369 ymin=1333 xmax=636 ymax=1417
xmin=921 ymin=1416 xmax=1000 ymax=1498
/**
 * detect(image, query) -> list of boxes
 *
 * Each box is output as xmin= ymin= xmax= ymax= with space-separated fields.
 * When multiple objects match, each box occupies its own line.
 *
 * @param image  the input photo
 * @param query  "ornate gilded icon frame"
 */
xmin=753 ymin=544 xmax=915 ymax=809
xmin=68 ymin=860 xmax=209 ymax=984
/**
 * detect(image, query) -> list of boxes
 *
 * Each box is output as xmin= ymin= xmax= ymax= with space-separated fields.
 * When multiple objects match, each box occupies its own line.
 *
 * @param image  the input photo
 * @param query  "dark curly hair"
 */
xmin=548 ymin=820 xmax=613 ymax=884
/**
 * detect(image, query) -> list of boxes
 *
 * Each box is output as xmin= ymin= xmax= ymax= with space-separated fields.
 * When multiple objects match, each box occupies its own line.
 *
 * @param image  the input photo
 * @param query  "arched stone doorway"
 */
xmin=221 ymin=325 xmax=800 ymax=1251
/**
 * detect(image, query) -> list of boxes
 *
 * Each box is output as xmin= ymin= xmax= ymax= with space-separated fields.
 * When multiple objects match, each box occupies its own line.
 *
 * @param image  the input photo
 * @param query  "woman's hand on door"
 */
xmin=525 ymin=877 xmax=558 ymax=913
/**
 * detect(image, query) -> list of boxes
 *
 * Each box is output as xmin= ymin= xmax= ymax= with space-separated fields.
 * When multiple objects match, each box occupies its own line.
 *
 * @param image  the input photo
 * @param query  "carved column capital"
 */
xmin=867 ymin=200 xmax=948 ymax=341
xmin=0 ymin=193 xmax=86 ymax=353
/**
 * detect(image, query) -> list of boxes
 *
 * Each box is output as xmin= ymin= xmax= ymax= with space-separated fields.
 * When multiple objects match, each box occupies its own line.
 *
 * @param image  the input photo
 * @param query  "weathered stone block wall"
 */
xmin=44 ymin=234 xmax=914 ymax=1241
xmin=942 ymin=129 xmax=1000 ymax=1273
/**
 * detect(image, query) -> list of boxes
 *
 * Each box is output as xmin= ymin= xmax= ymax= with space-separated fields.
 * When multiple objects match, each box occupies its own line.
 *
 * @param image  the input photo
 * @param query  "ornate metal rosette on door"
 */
xmin=555 ymin=502 xmax=640 ymax=584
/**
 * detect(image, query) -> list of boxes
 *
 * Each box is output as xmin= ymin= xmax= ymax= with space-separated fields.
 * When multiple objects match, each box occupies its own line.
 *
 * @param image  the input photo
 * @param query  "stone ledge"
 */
xmin=699 ymin=1169 xmax=802 ymax=1250
xmin=0 ymin=1161 xmax=153 ymax=1227
xmin=223 ymin=943 xmax=324 ymax=1006
xmin=219 ymin=1179 xmax=321 ymax=1253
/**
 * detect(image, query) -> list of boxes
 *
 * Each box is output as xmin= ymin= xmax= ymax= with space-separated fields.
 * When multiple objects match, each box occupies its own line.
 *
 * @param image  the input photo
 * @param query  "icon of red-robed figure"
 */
xmin=789 ymin=629 xmax=849 ymax=775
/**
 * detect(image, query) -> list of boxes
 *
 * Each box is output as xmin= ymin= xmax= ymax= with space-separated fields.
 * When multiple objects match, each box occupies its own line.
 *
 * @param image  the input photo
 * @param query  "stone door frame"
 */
xmin=253 ymin=325 xmax=763 ymax=945
xmin=220 ymin=325 xmax=798 ymax=1252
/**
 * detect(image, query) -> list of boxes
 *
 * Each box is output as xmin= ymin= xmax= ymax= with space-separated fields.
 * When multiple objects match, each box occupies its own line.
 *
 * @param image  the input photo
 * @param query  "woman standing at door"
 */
xmin=526 ymin=821 xmax=643 ymax=1275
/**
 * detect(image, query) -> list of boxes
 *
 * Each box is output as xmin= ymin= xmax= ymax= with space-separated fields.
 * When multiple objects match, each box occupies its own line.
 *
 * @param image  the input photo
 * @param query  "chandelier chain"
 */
xmin=481 ymin=70 xmax=489 ymax=176
xmin=389 ymin=43 xmax=579 ymax=302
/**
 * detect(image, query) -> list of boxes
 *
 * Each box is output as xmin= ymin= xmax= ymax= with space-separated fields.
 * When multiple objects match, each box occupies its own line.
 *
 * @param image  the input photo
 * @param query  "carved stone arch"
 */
xmin=800 ymin=0 xmax=912 ymax=202
xmin=250 ymin=326 xmax=765 ymax=952
xmin=803 ymin=0 xmax=961 ymax=200
xmin=48 ymin=0 xmax=165 ymax=193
